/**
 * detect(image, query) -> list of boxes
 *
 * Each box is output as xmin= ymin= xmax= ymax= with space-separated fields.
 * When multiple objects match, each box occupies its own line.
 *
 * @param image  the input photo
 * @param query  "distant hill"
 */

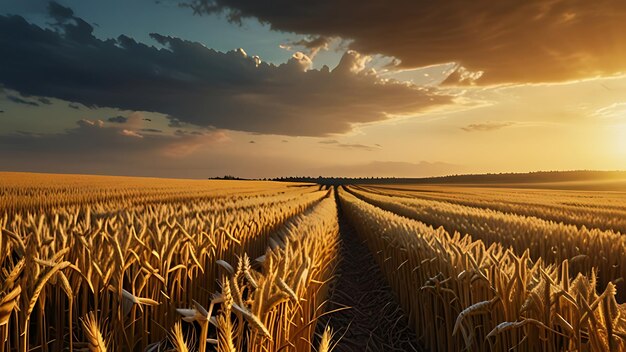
xmin=406 ymin=170 xmax=626 ymax=184
xmin=275 ymin=170 xmax=626 ymax=187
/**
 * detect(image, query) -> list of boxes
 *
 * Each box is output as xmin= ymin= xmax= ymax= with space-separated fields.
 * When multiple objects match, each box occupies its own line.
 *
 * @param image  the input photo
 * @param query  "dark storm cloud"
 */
xmin=47 ymin=1 xmax=74 ymax=22
xmin=107 ymin=115 xmax=128 ymax=123
xmin=461 ymin=122 xmax=515 ymax=132
xmin=0 ymin=3 xmax=451 ymax=137
xmin=184 ymin=0 xmax=626 ymax=84
xmin=6 ymin=95 xmax=39 ymax=106
xmin=37 ymin=97 xmax=52 ymax=105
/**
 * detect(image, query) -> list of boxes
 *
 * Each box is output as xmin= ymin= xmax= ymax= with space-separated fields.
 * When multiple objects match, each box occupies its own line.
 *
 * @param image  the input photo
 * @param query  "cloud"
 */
xmin=338 ymin=143 xmax=378 ymax=151
xmin=0 ymin=118 xmax=227 ymax=157
xmin=121 ymin=129 xmax=143 ymax=138
xmin=7 ymin=95 xmax=39 ymax=106
xmin=595 ymin=102 xmax=626 ymax=120
xmin=77 ymin=119 xmax=104 ymax=128
xmin=47 ymin=1 xmax=75 ymax=22
xmin=289 ymin=36 xmax=332 ymax=58
xmin=0 ymin=121 xmax=233 ymax=178
xmin=107 ymin=115 xmax=128 ymax=123
xmin=461 ymin=121 xmax=516 ymax=132
xmin=318 ymin=139 xmax=381 ymax=151
xmin=68 ymin=103 xmax=80 ymax=110
xmin=0 ymin=4 xmax=452 ymax=136
xmin=184 ymin=0 xmax=626 ymax=84
xmin=313 ymin=160 xmax=465 ymax=178
xmin=442 ymin=65 xmax=484 ymax=86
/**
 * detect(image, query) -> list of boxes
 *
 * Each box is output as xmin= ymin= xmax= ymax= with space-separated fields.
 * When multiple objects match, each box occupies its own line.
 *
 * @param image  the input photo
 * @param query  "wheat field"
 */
xmin=2 ymin=172 xmax=626 ymax=351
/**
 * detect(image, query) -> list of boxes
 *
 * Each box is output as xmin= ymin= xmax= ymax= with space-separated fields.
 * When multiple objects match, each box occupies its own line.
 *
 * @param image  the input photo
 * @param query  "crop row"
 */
xmin=339 ymin=187 xmax=626 ymax=351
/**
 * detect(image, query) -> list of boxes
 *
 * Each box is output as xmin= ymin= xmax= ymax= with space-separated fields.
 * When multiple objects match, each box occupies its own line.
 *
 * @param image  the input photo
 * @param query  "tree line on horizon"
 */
xmin=207 ymin=170 xmax=626 ymax=185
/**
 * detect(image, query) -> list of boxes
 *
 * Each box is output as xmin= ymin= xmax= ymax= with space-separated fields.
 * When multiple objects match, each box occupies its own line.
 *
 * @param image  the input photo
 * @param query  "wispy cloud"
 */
xmin=120 ymin=129 xmax=143 ymax=138
xmin=594 ymin=102 xmax=626 ymax=120
xmin=288 ymin=36 xmax=333 ymax=58
xmin=461 ymin=121 xmax=516 ymax=132
xmin=318 ymin=139 xmax=382 ymax=151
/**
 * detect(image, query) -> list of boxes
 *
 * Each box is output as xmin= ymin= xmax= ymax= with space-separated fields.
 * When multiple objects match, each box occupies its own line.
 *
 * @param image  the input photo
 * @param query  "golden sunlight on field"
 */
xmin=3 ymin=172 xmax=626 ymax=351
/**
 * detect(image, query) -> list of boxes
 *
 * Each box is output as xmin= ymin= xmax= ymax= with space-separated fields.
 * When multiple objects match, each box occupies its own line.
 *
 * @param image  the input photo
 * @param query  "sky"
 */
xmin=0 ymin=0 xmax=625 ymax=179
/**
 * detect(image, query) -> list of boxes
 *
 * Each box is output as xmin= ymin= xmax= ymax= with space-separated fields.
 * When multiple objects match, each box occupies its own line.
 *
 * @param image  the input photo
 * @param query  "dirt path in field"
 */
xmin=318 ymin=203 xmax=425 ymax=352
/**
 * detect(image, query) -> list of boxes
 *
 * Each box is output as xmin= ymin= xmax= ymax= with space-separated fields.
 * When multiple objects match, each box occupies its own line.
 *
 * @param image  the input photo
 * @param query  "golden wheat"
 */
xmin=349 ymin=186 xmax=626 ymax=302
xmin=0 ymin=173 xmax=328 ymax=351
xmin=80 ymin=312 xmax=108 ymax=352
xmin=360 ymin=184 xmax=626 ymax=233
xmin=339 ymin=187 xmax=626 ymax=351
xmin=5 ymin=171 xmax=624 ymax=351
xmin=195 ymin=192 xmax=340 ymax=352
